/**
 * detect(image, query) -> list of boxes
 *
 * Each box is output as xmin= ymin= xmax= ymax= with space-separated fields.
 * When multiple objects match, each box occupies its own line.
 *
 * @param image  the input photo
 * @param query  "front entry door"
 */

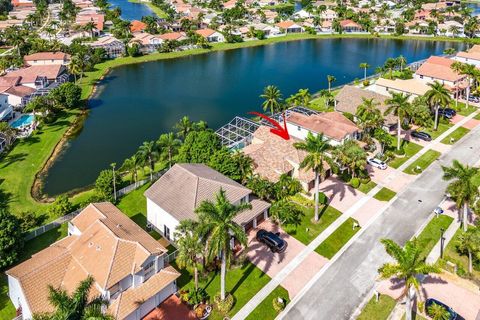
xmin=164 ymin=225 xmax=171 ymax=240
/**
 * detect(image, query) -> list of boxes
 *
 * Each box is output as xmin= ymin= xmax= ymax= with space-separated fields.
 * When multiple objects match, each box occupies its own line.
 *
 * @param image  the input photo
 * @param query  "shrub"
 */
xmin=0 ymin=209 xmax=24 ymax=268
xmin=363 ymin=80 xmax=370 ymax=87
xmin=95 ymin=169 xmax=122 ymax=202
xmin=343 ymin=112 xmax=355 ymax=122
xmin=186 ymin=288 xmax=208 ymax=306
xmin=360 ymin=177 xmax=371 ymax=184
xmin=214 ymin=293 xmax=234 ymax=314
xmin=394 ymin=148 xmax=405 ymax=156
xmin=272 ymin=297 xmax=286 ymax=313
xmin=18 ymin=211 xmax=41 ymax=232
xmin=47 ymin=194 xmax=73 ymax=217
xmin=350 ymin=177 xmax=360 ymax=188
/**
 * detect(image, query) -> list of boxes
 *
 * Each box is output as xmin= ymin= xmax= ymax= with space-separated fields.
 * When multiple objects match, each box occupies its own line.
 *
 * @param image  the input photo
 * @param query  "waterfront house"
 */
xmin=453 ymin=45 xmax=480 ymax=67
xmin=276 ymin=21 xmax=304 ymax=33
xmin=23 ymin=52 xmax=71 ymax=66
xmin=286 ymin=111 xmax=361 ymax=146
xmin=158 ymin=31 xmax=188 ymax=42
xmin=6 ymin=202 xmax=180 ymax=320
xmin=243 ymin=126 xmax=330 ymax=192
xmin=6 ymin=64 xmax=67 ymax=89
xmin=437 ymin=21 xmax=464 ymax=37
xmin=90 ymin=36 xmax=126 ymax=58
xmin=334 ymin=85 xmax=397 ymax=132
xmin=339 ymin=19 xmax=363 ymax=32
xmin=195 ymin=28 xmax=225 ymax=42
xmin=372 ymin=78 xmax=430 ymax=100
xmin=75 ymin=12 xmax=105 ymax=34
xmin=144 ymin=163 xmax=270 ymax=241
xmin=0 ymin=76 xmax=35 ymax=108
xmin=130 ymin=33 xmax=164 ymax=53
xmin=249 ymin=23 xmax=281 ymax=36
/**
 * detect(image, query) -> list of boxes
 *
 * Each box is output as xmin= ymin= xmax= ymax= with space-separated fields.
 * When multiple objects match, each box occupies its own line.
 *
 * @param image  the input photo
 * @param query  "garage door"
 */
xmin=256 ymin=213 xmax=265 ymax=226
xmin=244 ymin=220 xmax=254 ymax=231
xmin=140 ymin=296 xmax=156 ymax=318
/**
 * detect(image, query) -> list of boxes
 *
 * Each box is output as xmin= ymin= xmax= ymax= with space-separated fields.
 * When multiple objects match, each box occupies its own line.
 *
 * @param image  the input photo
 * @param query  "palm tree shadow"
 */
xmin=246 ymin=239 xmax=276 ymax=275
xmin=320 ymin=177 xmax=355 ymax=202
xmin=230 ymin=262 xmax=256 ymax=295
xmin=1 ymin=152 xmax=27 ymax=169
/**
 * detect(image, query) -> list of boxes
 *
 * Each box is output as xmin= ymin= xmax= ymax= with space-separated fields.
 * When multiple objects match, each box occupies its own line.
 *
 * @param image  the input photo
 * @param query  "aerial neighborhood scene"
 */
xmin=2 ymin=0 xmax=480 ymax=319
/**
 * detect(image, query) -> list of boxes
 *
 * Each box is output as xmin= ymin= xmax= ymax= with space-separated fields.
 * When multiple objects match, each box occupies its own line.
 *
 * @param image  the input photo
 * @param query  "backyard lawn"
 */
xmin=315 ymin=218 xmax=360 ymax=259
xmin=309 ymin=89 xmax=339 ymax=112
xmin=357 ymin=294 xmax=396 ymax=320
xmin=357 ymin=180 xmax=377 ymax=194
xmin=373 ymin=187 xmax=396 ymax=202
xmin=245 ymin=285 xmax=290 ymax=320
xmin=415 ymin=215 xmax=453 ymax=259
xmin=440 ymin=127 xmax=470 ymax=145
xmin=388 ymin=139 xmax=423 ymax=169
xmin=403 ymin=150 xmax=441 ymax=175
xmin=287 ymin=195 xmax=343 ymax=245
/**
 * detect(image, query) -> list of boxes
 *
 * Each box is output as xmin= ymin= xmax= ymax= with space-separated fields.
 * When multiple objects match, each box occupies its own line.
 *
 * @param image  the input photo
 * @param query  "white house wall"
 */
xmin=286 ymin=121 xmax=342 ymax=146
xmin=8 ymin=275 xmax=32 ymax=320
xmin=452 ymin=56 xmax=480 ymax=67
xmin=146 ymin=198 xmax=180 ymax=241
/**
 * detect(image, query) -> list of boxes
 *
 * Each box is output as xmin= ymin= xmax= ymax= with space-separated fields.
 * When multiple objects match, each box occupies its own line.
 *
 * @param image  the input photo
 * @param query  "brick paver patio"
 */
xmin=142 ymin=295 xmax=195 ymax=320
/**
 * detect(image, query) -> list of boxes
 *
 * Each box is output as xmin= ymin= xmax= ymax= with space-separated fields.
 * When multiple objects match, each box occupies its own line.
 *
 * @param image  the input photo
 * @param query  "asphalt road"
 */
xmin=281 ymin=126 xmax=480 ymax=320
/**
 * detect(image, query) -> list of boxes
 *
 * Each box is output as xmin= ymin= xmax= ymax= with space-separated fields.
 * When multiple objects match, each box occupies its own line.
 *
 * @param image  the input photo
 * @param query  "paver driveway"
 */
xmin=246 ymin=220 xmax=328 ymax=298
xmin=452 ymin=114 xmax=480 ymax=130
xmin=367 ymin=165 xmax=415 ymax=193
xmin=318 ymin=177 xmax=365 ymax=212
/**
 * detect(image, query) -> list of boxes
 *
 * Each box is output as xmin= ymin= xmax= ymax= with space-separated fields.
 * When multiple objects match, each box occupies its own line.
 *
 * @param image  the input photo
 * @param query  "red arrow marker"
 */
xmin=249 ymin=111 xmax=290 ymax=140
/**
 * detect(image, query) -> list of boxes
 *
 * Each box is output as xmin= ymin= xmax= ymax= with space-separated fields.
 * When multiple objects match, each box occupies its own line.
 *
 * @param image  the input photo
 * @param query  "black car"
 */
xmin=256 ymin=229 xmax=287 ymax=253
xmin=411 ymin=130 xmax=432 ymax=141
xmin=425 ymin=298 xmax=458 ymax=320
xmin=438 ymin=108 xmax=457 ymax=119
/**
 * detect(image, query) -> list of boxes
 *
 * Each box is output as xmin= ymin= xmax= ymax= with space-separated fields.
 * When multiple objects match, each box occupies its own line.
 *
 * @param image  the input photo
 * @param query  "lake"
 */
xmin=109 ymin=0 xmax=156 ymax=21
xmin=42 ymin=38 xmax=467 ymax=195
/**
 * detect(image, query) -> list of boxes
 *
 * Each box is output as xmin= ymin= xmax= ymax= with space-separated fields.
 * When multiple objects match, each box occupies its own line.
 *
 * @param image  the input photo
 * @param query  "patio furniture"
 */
xmin=194 ymin=304 xmax=212 ymax=320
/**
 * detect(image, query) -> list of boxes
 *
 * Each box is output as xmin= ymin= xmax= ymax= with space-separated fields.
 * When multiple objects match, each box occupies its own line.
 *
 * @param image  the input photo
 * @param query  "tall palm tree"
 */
xmin=378 ymin=238 xmax=440 ymax=320
xmin=175 ymin=116 xmax=193 ymax=139
xmin=397 ymin=55 xmax=407 ymax=71
xmin=442 ymin=160 xmax=479 ymax=231
xmin=359 ymin=62 xmax=370 ymax=81
xmin=120 ymin=153 xmax=142 ymax=186
xmin=34 ymin=276 xmax=113 ymax=320
xmin=327 ymin=75 xmax=336 ymax=92
xmin=68 ymin=58 xmax=82 ymax=83
xmin=424 ymin=81 xmax=452 ymax=130
xmin=138 ymin=141 xmax=159 ymax=181
xmin=356 ymin=97 xmax=383 ymax=133
xmin=319 ymin=89 xmax=333 ymax=108
xmin=195 ymin=189 xmax=252 ymax=301
xmin=454 ymin=62 xmax=478 ymax=109
xmin=83 ymin=21 xmax=97 ymax=38
xmin=294 ymin=133 xmax=330 ymax=221
xmin=158 ymin=132 xmax=181 ymax=168
xmin=175 ymin=220 xmax=204 ymax=291
xmin=385 ymin=92 xmax=411 ymax=151
xmin=451 ymin=61 xmax=463 ymax=109
xmin=260 ymin=85 xmax=282 ymax=115
xmin=457 ymin=228 xmax=480 ymax=273
xmin=233 ymin=151 xmax=253 ymax=184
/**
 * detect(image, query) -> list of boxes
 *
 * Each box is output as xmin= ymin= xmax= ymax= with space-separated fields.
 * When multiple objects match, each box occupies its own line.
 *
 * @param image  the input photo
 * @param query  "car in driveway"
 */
xmin=425 ymin=298 xmax=459 ymax=320
xmin=256 ymin=229 xmax=287 ymax=253
xmin=367 ymin=158 xmax=387 ymax=170
xmin=411 ymin=130 xmax=432 ymax=141
xmin=438 ymin=108 xmax=456 ymax=119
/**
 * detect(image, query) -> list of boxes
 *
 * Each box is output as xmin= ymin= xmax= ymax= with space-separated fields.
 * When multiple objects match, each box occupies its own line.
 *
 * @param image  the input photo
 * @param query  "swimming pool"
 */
xmin=10 ymin=114 xmax=34 ymax=129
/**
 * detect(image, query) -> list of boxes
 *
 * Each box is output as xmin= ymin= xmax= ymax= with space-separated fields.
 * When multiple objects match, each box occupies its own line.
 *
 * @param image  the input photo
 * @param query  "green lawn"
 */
xmin=441 ymin=228 xmax=480 ymax=281
xmin=315 ymin=218 xmax=360 ymax=259
xmin=309 ymin=89 xmax=339 ymax=112
xmin=453 ymin=101 xmax=476 ymax=116
xmin=403 ymin=150 xmax=441 ymax=175
xmin=357 ymin=295 xmax=396 ymax=320
xmin=474 ymin=112 xmax=480 ymax=120
xmin=388 ymin=139 xmax=423 ymax=169
xmin=373 ymin=187 xmax=396 ymax=202
xmin=416 ymin=215 xmax=453 ymax=260
xmin=420 ymin=122 xmax=453 ymax=140
xmin=245 ymin=285 xmax=290 ymax=320
xmin=441 ymin=126 xmax=470 ymax=144
xmin=287 ymin=195 xmax=343 ymax=245
xmin=357 ymin=180 xmax=377 ymax=194
xmin=175 ymin=261 xmax=282 ymax=320
xmin=0 ymin=224 xmax=68 ymax=319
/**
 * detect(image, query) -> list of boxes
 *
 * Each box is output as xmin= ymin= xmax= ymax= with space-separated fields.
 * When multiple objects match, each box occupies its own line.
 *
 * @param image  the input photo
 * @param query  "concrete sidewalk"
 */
xmin=426 ymin=218 xmax=461 ymax=264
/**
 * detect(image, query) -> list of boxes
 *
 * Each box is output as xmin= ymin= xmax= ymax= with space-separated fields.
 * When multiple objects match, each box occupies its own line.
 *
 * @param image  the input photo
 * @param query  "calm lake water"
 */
xmin=109 ymin=0 xmax=156 ymax=21
xmin=43 ymin=38 xmax=467 ymax=195
xmin=468 ymin=2 xmax=480 ymax=16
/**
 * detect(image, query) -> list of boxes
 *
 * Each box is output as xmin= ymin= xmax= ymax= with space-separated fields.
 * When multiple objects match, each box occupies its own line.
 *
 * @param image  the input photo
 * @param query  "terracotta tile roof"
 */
xmin=6 ymin=65 xmax=65 ymax=83
xmin=4 ymin=84 xmax=36 ymax=97
xmin=416 ymin=56 xmax=464 ymax=82
xmin=130 ymin=20 xmax=147 ymax=33
xmin=145 ymin=164 xmax=255 ymax=224
xmin=195 ymin=28 xmax=217 ymax=37
xmin=276 ymin=21 xmax=298 ymax=29
xmin=6 ymin=203 xmax=167 ymax=315
xmin=24 ymin=52 xmax=70 ymax=63
xmin=108 ymin=266 xmax=180 ymax=319
xmin=340 ymin=19 xmax=361 ymax=28
xmin=335 ymin=85 xmax=397 ymax=125
xmin=158 ymin=31 xmax=187 ymax=41
xmin=76 ymin=13 xmax=105 ymax=30
xmin=287 ymin=111 xmax=359 ymax=142
xmin=243 ymin=126 xmax=328 ymax=184
xmin=456 ymin=50 xmax=480 ymax=61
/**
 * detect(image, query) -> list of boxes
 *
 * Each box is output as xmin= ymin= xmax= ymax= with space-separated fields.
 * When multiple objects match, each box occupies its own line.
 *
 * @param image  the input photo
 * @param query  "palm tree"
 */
xmin=233 ymin=151 xmax=253 ymax=184
xmin=294 ymin=133 xmax=330 ymax=221
xmin=138 ymin=141 xmax=159 ymax=181
xmin=356 ymin=98 xmax=383 ymax=133
xmin=427 ymin=303 xmax=451 ymax=320
xmin=319 ymin=89 xmax=333 ymax=108
xmin=175 ymin=220 xmax=204 ymax=291
xmin=68 ymin=58 xmax=82 ymax=83
xmin=455 ymin=62 xmax=478 ymax=109
xmin=327 ymin=75 xmax=336 ymax=92
xmin=0 ymin=122 xmax=17 ymax=147
xmin=424 ymin=81 xmax=452 ymax=130
xmin=332 ymin=140 xmax=367 ymax=178
xmin=378 ymin=238 xmax=440 ymax=320
xmin=397 ymin=55 xmax=407 ymax=72
xmin=195 ymin=189 xmax=252 ymax=301
xmin=120 ymin=153 xmax=142 ymax=186
xmin=442 ymin=160 xmax=479 ymax=231
xmin=385 ymin=92 xmax=411 ymax=151
xmin=83 ymin=21 xmax=97 ymax=38
xmin=175 ymin=116 xmax=193 ymax=139
xmin=443 ymin=48 xmax=456 ymax=56
xmin=35 ymin=276 xmax=113 ymax=319
xmin=260 ymin=85 xmax=282 ymax=115
xmin=450 ymin=61 xmax=463 ymax=109
xmin=158 ymin=132 xmax=181 ymax=168
xmin=457 ymin=228 xmax=480 ymax=273
xmin=359 ymin=62 xmax=370 ymax=81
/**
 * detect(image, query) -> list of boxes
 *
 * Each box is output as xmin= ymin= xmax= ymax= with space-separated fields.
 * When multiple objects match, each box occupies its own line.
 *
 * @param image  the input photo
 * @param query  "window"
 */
xmin=110 ymin=283 xmax=120 ymax=296
xmin=144 ymin=261 xmax=155 ymax=280
xmin=419 ymin=75 xmax=424 ymax=79
xmin=297 ymin=126 xmax=301 ymax=131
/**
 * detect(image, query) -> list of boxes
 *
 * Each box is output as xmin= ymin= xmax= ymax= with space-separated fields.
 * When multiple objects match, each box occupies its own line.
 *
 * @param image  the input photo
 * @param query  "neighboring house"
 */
xmin=453 ymin=44 xmax=480 ymax=67
xmin=90 ymin=36 xmax=126 ymax=58
xmin=130 ymin=33 xmax=163 ymax=53
xmin=23 ymin=52 xmax=71 ymax=66
xmin=243 ymin=126 xmax=330 ymax=192
xmin=130 ymin=20 xmax=147 ymax=33
xmin=195 ymin=28 xmax=225 ymax=42
xmin=75 ymin=12 xmax=105 ymax=33
xmin=372 ymin=78 xmax=430 ymax=100
xmin=334 ymin=85 xmax=397 ymax=131
xmin=0 ymin=76 xmax=36 ymax=107
xmin=276 ymin=21 xmax=304 ymax=33
xmin=320 ymin=9 xmax=337 ymax=21
xmin=286 ymin=111 xmax=361 ymax=146
xmin=293 ymin=9 xmax=313 ymax=19
xmin=250 ymin=23 xmax=281 ymax=36
xmin=437 ymin=21 xmax=464 ymax=37
xmin=6 ymin=65 xmax=67 ymax=89
xmin=6 ymin=202 xmax=180 ymax=320
xmin=145 ymin=163 xmax=270 ymax=241
xmin=340 ymin=19 xmax=363 ymax=32
xmin=158 ymin=31 xmax=188 ymax=42
xmin=414 ymin=56 xmax=467 ymax=95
